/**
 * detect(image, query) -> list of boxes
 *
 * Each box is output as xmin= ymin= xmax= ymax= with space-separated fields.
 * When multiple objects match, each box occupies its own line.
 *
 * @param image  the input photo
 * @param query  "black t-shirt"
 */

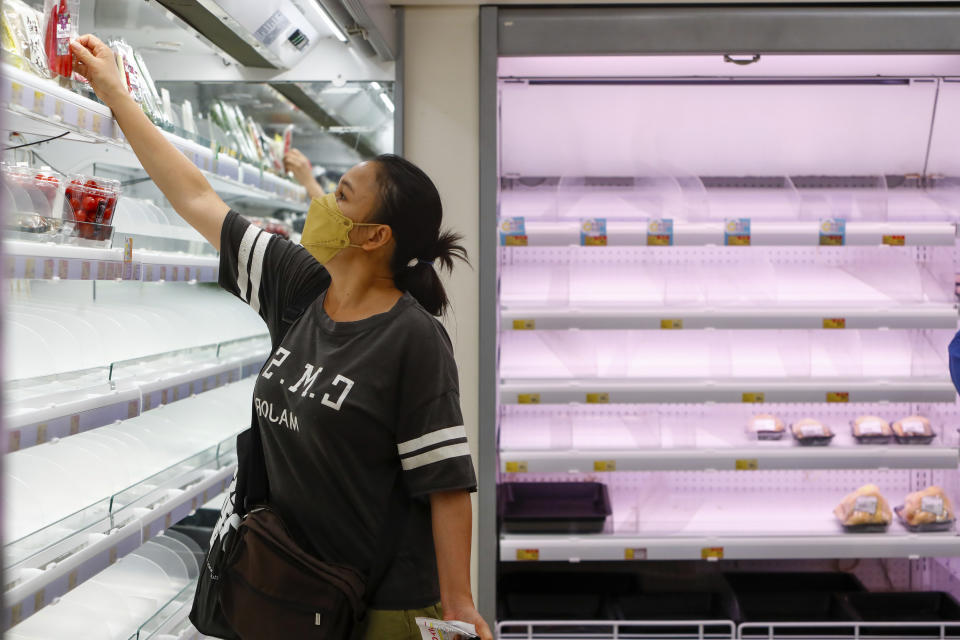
xmin=218 ymin=211 xmax=477 ymax=609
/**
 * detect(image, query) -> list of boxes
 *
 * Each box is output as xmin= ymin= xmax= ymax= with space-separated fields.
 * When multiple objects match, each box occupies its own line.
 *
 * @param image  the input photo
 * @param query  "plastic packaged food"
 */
xmin=834 ymin=484 xmax=892 ymax=532
xmin=791 ymin=418 xmax=834 ymax=446
xmin=892 ymin=415 xmax=935 ymax=444
xmin=63 ymin=175 xmax=120 ymax=241
xmin=42 ymin=0 xmax=76 ymax=79
xmin=850 ymin=415 xmax=892 ymax=444
xmin=747 ymin=413 xmax=784 ymax=441
xmin=895 ymin=486 xmax=956 ymax=532
xmin=2 ymin=0 xmax=50 ymax=78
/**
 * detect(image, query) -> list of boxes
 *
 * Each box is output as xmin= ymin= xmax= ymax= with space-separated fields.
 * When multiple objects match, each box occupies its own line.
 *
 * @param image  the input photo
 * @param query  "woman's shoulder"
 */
xmin=395 ymin=295 xmax=454 ymax=349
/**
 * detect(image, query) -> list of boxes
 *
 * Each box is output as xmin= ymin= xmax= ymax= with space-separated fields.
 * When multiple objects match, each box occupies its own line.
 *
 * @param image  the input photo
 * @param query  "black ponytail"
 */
xmin=371 ymin=154 xmax=468 ymax=316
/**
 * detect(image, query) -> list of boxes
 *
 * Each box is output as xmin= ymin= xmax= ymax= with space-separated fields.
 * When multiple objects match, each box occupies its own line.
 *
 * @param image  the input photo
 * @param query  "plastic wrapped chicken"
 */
xmin=834 ymin=484 xmax=892 ymax=531
xmin=896 ymin=486 xmax=955 ymax=531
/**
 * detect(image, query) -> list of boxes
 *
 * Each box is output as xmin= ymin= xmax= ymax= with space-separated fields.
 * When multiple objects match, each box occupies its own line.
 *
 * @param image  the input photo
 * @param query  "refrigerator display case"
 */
xmin=480 ymin=6 xmax=960 ymax=639
xmin=1 ymin=0 xmax=395 ymax=635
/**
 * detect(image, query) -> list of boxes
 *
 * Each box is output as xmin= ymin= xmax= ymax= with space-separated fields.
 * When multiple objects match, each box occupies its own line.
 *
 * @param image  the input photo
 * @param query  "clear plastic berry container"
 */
xmin=63 ymin=174 xmax=120 ymax=242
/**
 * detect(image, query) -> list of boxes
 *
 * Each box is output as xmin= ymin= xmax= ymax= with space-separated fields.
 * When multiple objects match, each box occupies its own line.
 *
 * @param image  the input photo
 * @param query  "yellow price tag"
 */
xmin=735 ymin=458 xmax=759 ymax=471
xmin=32 ymin=90 xmax=45 ymax=114
xmin=504 ymin=235 xmax=528 ymax=246
xmin=583 ymin=236 xmax=607 ymax=247
xmin=54 ymin=100 xmax=64 ymax=120
xmin=8 ymin=431 xmax=20 ymax=452
xmin=594 ymin=460 xmax=616 ymax=472
xmin=518 ymin=393 xmax=540 ymax=404
xmin=647 ymin=234 xmax=671 ymax=246
xmin=701 ymin=547 xmax=724 ymax=560
xmin=516 ymin=549 xmax=540 ymax=561
xmin=513 ymin=319 xmax=536 ymax=330
xmin=742 ymin=392 xmax=765 ymax=403
xmin=823 ymin=317 xmax=846 ymax=329
xmin=92 ymin=113 xmax=102 ymax=135
xmin=882 ymin=234 xmax=905 ymax=246
xmin=586 ymin=392 xmax=610 ymax=404
xmin=10 ymin=81 xmax=23 ymax=105
xmin=505 ymin=461 xmax=528 ymax=473
xmin=727 ymin=235 xmax=751 ymax=246
xmin=660 ymin=319 xmax=683 ymax=330
xmin=827 ymin=391 xmax=849 ymax=403
xmin=76 ymin=109 xmax=87 ymax=129
xmin=625 ymin=548 xmax=647 ymax=560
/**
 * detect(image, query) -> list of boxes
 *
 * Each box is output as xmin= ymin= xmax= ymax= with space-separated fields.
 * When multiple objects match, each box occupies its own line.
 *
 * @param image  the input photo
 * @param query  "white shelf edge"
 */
xmin=499 ymin=446 xmax=960 ymax=473
xmin=500 ymin=531 xmax=960 ymax=562
xmin=501 ymin=305 xmax=960 ymax=331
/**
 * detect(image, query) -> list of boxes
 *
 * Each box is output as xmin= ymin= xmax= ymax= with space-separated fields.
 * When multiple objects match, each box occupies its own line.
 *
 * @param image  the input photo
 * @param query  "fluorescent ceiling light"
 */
xmin=314 ymin=2 xmax=348 ymax=42
xmin=379 ymin=92 xmax=395 ymax=113
xmin=370 ymin=81 xmax=382 ymax=91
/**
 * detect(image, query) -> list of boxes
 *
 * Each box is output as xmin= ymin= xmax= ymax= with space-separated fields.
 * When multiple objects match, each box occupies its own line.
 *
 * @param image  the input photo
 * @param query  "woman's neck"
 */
xmin=323 ymin=259 xmax=402 ymax=322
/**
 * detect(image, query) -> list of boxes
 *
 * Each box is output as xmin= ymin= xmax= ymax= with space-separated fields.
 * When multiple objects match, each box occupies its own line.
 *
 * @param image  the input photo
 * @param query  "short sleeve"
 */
xmin=218 ymin=211 xmax=330 ymax=339
xmin=395 ymin=316 xmax=477 ymax=498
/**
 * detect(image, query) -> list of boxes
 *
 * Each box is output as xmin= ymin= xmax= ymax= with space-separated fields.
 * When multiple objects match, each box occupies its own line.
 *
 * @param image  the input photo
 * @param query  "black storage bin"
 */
xmin=615 ymin=573 xmax=738 ymax=637
xmin=499 ymin=570 xmax=631 ymax=634
xmin=169 ymin=507 xmax=220 ymax=551
xmin=844 ymin=592 xmax=960 ymax=637
xmin=499 ymin=482 xmax=612 ymax=534
xmin=726 ymin=572 xmax=864 ymax=637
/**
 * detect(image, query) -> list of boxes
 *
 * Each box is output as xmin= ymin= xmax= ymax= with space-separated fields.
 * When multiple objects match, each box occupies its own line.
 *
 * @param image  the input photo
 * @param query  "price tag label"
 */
xmin=499 ymin=217 xmax=528 ymax=246
xmin=517 ymin=393 xmax=540 ymax=404
xmin=32 ymin=90 xmax=45 ymax=114
xmin=109 ymin=546 xmax=118 ymax=564
xmin=34 ymin=589 xmax=45 ymax=611
xmin=882 ymin=234 xmax=906 ymax=246
xmin=92 ymin=113 xmax=103 ymax=135
xmin=70 ymin=415 xmax=80 ymax=435
xmin=68 ymin=570 xmax=78 ymax=590
xmin=9 ymin=431 xmax=21 ymax=452
xmin=827 ymin=391 xmax=849 ymax=403
xmin=36 ymin=423 xmax=47 ymax=444
xmin=24 ymin=258 xmax=35 ymax=279
xmin=701 ymin=547 xmax=724 ymax=560
xmin=97 ymin=261 xmax=107 ymax=280
xmin=724 ymin=218 xmax=751 ymax=246
xmin=10 ymin=81 xmax=23 ymax=106
xmin=625 ymin=548 xmax=647 ymax=560
xmin=128 ymin=400 xmax=139 ymax=418
xmin=819 ymin=218 xmax=846 ymax=246
xmin=76 ymin=108 xmax=87 ymax=130
xmin=580 ymin=218 xmax=607 ymax=246
xmin=58 ymin=259 xmax=69 ymax=279
xmin=647 ymin=218 xmax=674 ymax=246
xmin=594 ymin=460 xmax=616 ymax=471
xmin=54 ymin=99 xmax=65 ymax=121
xmin=660 ymin=319 xmax=683 ymax=330
xmin=80 ymin=261 xmax=91 ymax=280
xmin=43 ymin=259 xmax=54 ymax=279
xmin=586 ymin=392 xmax=610 ymax=404
xmin=823 ymin=317 xmax=846 ymax=329
xmin=505 ymin=461 xmax=528 ymax=473
xmin=742 ymin=392 xmax=765 ymax=403
xmin=735 ymin=458 xmax=759 ymax=471
xmin=512 ymin=319 xmax=536 ymax=330
xmin=516 ymin=549 xmax=540 ymax=561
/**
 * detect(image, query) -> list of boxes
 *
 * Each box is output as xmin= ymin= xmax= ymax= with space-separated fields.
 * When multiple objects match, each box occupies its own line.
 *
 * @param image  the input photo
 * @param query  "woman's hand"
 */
xmin=70 ymin=35 xmax=128 ymax=108
xmin=284 ymin=148 xmax=314 ymax=184
xmin=442 ymin=601 xmax=493 ymax=640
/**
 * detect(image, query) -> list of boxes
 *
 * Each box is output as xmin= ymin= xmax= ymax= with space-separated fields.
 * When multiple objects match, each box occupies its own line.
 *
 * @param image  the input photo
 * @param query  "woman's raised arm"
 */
xmin=70 ymin=35 xmax=228 ymax=250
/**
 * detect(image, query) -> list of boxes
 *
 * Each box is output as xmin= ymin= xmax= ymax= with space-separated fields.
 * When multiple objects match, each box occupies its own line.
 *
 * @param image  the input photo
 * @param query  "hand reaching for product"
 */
xmin=69 ymin=34 xmax=127 ymax=107
xmin=284 ymin=148 xmax=314 ymax=184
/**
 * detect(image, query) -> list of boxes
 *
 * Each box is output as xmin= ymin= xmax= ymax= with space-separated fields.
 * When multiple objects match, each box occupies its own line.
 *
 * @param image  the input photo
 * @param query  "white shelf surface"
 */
xmin=0 ymin=63 xmax=307 ymax=211
xmin=2 ymin=381 xmax=251 ymax=631
xmin=500 ymin=490 xmax=960 ymax=562
xmin=510 ymin=219 xmax=958 ymax=247
xmin=502 ymin=304 xmax=959 ymax=331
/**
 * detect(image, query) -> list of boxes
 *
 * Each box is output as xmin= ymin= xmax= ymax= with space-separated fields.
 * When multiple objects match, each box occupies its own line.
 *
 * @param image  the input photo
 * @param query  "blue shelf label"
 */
xmin=499 ymin=217 xmax=528 ymax=246
xmin=724 ymin=218 xmax=751 ymax=246
xmin=819 ymin=218 xmax=846 ymax=246
xmin=580 ymin=218 xmax=607 ymax=246
xmin=647 ymin=218 xmax=674 ymax=246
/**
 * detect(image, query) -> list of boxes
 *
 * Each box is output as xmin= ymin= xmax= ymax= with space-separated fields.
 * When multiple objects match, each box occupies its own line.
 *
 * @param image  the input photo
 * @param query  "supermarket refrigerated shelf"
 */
xmin=511 ymin=219 xmax=958 ymax=247
xmin=4 ymin=239 xmax=219 ymax=282
xmin=6 ymin=334 xmax=269 ymax=452
xmin=500 ymin=444 xmax=960 ymax=473
xmin=2 ymin=382 xmax=250 ymax=631
xmin=0 ymin=64 xmax=307 ymax=212
xmin=500 ymin=377 xmax=957 ymax=404
xmin=502 ymin=304 xmax=960 ymax=331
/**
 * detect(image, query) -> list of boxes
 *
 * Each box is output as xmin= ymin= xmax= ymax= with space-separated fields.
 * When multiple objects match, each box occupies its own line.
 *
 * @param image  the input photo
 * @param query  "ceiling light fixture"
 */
xmin=379 ymin=92 xmax=395 ymax=113
xmin=314 ymin=2 xmax=349 ymax=43
xmin=370 ymin=81 xmax=382 ymax=91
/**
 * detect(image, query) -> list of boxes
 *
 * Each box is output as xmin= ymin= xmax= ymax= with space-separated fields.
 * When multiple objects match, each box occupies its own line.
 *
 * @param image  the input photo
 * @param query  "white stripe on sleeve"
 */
xmin=236 ymin=225 xmax=261 ymax=301
xmin=397 ymin=425 xmax=468 ymax=456
xmin=247 ymin=231 xmax=272 ymax=313
xmin=400 ymin=442 xmax=472 ymax=472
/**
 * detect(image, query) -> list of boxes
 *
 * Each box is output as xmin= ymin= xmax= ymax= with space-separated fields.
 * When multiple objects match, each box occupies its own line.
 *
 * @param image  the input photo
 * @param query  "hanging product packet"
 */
xmin=42 ymin=0 xmax=76 ymax=79
xmin=3 ymin=0 xmax=51 ymax=78
xmin=415 ymin=617 xmax=479 ymax=640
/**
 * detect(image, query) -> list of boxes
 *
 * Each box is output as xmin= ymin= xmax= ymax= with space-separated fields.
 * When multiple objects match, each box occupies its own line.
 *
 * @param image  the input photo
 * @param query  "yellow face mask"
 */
xmin=301 ymin=193 xmax=380 ymax=265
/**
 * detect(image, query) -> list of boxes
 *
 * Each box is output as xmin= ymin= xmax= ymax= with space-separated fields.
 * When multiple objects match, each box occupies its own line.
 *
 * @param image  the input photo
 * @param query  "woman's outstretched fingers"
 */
xmin=69 ymin=35 xmax=127 ymax=107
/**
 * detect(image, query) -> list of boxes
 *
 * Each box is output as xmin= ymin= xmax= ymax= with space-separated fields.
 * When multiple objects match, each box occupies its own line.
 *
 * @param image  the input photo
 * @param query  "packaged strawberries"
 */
xmin=63 ymin=174 xmax=120 ymax=241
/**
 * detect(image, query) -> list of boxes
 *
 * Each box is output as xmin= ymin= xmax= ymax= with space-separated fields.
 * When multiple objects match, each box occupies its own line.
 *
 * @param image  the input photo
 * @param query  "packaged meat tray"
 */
xmin=851 ymin=415 xmax=893 ymax=445
xmin=791 ymin=418 xmax=834 ymax=446
xmin=834 ymin=484 xmax=892 ymax=533
xmin=499 ymin=482 xmax=611 ymax=533
xmin=747 ymin=413 xmax=785 ymax=441
xmin=892 ymin=416 xmax=936 ymax=445
xmin=895 ymin=486 xmax=956 ymax=532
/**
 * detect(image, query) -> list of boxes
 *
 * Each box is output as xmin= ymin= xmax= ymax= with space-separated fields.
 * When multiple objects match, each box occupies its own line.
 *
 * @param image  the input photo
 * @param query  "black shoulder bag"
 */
xmin=190 ymin=298 xmax=409 ymax=639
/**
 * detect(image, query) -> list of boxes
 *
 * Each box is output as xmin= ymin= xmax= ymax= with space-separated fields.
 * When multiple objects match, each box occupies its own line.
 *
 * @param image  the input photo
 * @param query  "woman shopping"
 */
xmin=70 ymin=35 xmax=491 ymax=640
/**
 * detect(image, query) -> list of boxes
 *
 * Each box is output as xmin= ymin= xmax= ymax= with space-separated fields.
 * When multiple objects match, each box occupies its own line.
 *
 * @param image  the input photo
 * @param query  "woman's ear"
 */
xmin=360 ymin=224 xmax=393 ymax=251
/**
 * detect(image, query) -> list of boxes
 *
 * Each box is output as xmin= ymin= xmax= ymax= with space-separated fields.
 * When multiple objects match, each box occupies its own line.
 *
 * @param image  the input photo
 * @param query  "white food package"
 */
xmin=415 ymin=617 xmax=479 ymax=639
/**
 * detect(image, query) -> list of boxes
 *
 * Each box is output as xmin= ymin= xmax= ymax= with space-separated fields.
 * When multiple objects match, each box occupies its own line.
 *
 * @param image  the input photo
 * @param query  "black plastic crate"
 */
xmin=738 ymin=592 xmax=858 ymax=637
xmin=843 ymin=592 xmax=960 ymax=636
xmin=724 ymin=571 xmax=865 ymax=594
xmin=499 ymin=571 xmax=628 ymax=635
xmin=499 ymin=482 xmax=611 ymax=534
